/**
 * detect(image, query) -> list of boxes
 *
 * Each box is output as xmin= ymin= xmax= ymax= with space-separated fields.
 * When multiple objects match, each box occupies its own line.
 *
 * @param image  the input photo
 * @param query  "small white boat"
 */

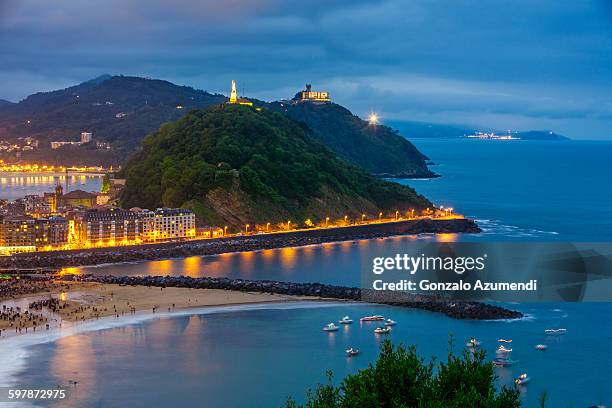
xmin=346 ymin=347 xmax=360 ymax=356
xmin=322 ymin=323 xmax=339 ymax=332
xmin=360 ymin=315 xmax=385 ymax=322
xmin=544 ymin=328 xmax=567 ymax=335
xmin=384 ymin=319 xmax=397 ymax=326
xmin=498 ymin=338 xmax=513 ymax=343
xmin=514 ymin=373 xmax=531 ymax=386
xmin=535 ymin=344 xmax=548 ymax=351
xmin=497 ymin=345 xmax=513 ymax=353
xmin=374 ymin=327 xmax=391 ymax=334
xmin=466 ymin=338 xmax=481 ymax=348
xmin=339 ymin=316 xmax=353 ymax=324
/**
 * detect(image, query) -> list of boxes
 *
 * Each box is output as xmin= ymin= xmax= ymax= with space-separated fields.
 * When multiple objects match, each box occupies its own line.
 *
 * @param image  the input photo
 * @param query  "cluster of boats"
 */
xmin=466 ymin=327 xmax=567 ymax=386
xmin=322 ymin=315 xmax=398 ymax=357
xmin=326 ymin=316 xmax=567 ymax=388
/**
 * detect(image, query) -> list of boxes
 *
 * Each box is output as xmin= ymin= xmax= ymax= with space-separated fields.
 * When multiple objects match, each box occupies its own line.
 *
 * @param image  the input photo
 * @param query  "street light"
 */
xmin=395 ymin=210 xmax=399 ymax=220
xmin=224 ymin=226 xmax=228 ymax=236
xmin=379 ymin=212 xmax=383 ymax=221
xmin=245 ymin=224 xmax=250 ymax=234
xmin=362 ymin=214 xmax=366 ymax=223
xmin=325 ymin=217 xmax=330 ymax=227
xmin=344 ymin=215 xmax=348 ymax=225
xmin=287 ymin=220 xmax=291 ymax=230
xmin=266 ymin=222 xmax=270 ymax=232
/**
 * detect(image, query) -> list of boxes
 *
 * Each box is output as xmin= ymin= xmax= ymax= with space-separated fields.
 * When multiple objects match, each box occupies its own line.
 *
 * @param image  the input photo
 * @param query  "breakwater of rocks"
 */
xmin=65 ymin=274 xmax=522 ymax=320
xmin=0 ymin=218 xmax=480 ymax=269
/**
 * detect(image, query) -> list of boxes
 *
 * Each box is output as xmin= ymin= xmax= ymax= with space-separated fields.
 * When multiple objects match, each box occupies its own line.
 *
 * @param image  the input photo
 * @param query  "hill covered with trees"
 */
xmin=0 ymin=75 xmax=227 ymax=161
xmin=0 ymin=76 xmax=435 ymax=177
xmin=269 ymin=101 xmax=436 ymax=178
xmin=120 ymin=104 xmax=432 ymax=228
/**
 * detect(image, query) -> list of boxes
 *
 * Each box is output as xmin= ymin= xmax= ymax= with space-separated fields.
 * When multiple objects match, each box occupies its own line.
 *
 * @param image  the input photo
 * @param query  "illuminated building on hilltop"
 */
xmin=80 ymin=132 xmax=93 ymax=143
xmin=292 ymin=84 xmax=330 ymax=104
xmin=228 ymin=80 xmax=253 ymax=106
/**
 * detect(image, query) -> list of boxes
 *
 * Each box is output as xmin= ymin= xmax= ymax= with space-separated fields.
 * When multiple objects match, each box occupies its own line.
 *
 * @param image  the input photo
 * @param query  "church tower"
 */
xmin=53 ymin=182 xmax=63 ymax=212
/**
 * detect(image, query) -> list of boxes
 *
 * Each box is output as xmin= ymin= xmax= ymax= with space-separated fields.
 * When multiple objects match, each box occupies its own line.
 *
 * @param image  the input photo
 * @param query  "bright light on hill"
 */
xmin=368 ymin=113 xmax=379 ymax=125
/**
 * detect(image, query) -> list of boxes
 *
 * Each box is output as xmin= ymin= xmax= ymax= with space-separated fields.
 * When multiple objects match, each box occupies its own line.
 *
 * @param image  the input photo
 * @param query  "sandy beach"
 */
xmin=0 ymin=280 xmax=309 ymax=337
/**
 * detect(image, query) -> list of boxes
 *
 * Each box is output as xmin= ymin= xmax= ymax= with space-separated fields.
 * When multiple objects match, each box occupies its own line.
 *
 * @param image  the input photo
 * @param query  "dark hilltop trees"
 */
xmin=285 ymin=339 xmax=520 ymax=408
xmin=120 ymin=104 xmax=431 ymax=227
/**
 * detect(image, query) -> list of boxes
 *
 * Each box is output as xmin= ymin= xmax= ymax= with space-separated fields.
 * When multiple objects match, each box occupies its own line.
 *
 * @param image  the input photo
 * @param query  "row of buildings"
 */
xmin=0 ymin=207 xmax=197 ymax=254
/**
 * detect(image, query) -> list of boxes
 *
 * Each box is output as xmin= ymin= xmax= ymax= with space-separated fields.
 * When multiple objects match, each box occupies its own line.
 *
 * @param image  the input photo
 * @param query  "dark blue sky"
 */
xmin=1 ymin=0 xmax=611 ymax=138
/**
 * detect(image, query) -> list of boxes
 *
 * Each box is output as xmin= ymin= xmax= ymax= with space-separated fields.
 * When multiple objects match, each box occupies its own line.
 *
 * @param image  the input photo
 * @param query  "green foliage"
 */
xmin=101 ymin=174 xmax=111 ymax=193
xmin=120 ymin=104 xmax=431 ymax=224
xmin=0 ymin=75 xmax=226 ymax=161
xmin=269 ymin=102 xmax=435 ymax=177
xmin=286 ymin=339 xmax=520 ymax=408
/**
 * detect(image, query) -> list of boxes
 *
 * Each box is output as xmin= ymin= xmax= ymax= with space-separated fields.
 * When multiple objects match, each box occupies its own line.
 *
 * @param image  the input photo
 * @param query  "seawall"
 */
xmin=65 ymin=274 xmax=522 ymax=320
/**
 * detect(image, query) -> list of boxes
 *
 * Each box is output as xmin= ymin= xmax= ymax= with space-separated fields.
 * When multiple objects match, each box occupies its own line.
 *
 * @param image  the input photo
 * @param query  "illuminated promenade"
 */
xmin=0 ymin=162 xmax=115 ymax=176
xmin=0 ymin=215 xmax=478 ymax=270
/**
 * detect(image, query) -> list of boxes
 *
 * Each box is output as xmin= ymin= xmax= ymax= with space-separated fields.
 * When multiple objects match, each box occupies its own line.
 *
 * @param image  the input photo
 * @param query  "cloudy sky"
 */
xmin=1 ymin=0 xmax=611 ymax=138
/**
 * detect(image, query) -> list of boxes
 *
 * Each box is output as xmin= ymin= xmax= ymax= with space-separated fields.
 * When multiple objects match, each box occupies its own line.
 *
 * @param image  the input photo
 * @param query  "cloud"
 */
xmin=0 ymin=0 xmax=611 ymax=138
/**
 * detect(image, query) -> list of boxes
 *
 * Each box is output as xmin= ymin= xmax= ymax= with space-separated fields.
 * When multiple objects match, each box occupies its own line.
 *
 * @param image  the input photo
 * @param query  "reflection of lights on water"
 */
xmin=279 ymin=247 xmax=297 ymax=271
xmin=183 ymin=256 xmax=201 ymax=277
xmin=436 ymin=233 xmax=458 ymax=243
xmin=327 ymin=331 xmax=336 ymax=347
xmin=59 ymin=292 xmax=67 ymax=301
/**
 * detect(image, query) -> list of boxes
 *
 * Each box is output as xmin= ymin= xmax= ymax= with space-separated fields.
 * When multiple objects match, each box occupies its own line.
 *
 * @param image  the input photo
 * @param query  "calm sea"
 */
xmin=4 ymin=140 xmax=612 ymax=407
xmin=0 ymin=173 xmax=102 ymax=200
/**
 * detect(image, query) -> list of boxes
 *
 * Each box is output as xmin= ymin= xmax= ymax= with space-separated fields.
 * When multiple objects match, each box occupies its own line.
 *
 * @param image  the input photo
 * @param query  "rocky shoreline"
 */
xmin=1 ymin=218 xmax=480 ymax=269
xmin=65 ymin=274 xmax=522 ymax=320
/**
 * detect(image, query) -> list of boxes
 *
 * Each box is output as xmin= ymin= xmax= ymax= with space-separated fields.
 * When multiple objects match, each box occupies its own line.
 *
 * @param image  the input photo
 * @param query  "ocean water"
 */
xmin=6 ymin=302 xmax=611 ymax=408
xmin=4 ymin=140 xmax=612 ymax=407
xmin=401 ymin=139 xmax=612 ymax=242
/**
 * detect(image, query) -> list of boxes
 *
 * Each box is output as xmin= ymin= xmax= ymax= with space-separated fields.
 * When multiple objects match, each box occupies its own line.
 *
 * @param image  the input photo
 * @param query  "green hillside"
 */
xmin=0 ymin=75 xmax=226 ymax=160
xmin=0 ymin=76 xmax=435 ymax=176
xmin=269 ymin=102 xmax=436 ymax=178
xmin=120 ymin=104 xmax=432 ymax=228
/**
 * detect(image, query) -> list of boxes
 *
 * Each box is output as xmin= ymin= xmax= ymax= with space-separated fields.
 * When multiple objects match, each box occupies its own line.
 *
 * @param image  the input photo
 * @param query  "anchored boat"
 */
xmin=339 ymin=316 xmax=353 ymax=324
xmin=466 ymin=337 xmax=482 ymax=348
xmin=360 ymin=315 xmax=385 ymax=322
xmin=514 ymin=373 xmax=531 ymax=386
xmin=374 ymin=327 xmax=391 ymax=334
xmin=497 ymin=345 xmax=513 ymax=354
xmin=323 ymin=323 xmax=339 ymax=332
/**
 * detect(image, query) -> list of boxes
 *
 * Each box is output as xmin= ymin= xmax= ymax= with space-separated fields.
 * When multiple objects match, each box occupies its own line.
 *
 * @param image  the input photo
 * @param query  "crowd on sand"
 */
xmin=0 ymin=277 xmax=64 ymax=299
